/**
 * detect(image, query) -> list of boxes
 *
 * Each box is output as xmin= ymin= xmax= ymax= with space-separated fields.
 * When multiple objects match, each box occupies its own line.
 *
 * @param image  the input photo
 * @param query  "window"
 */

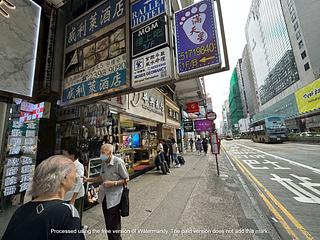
xmin=301 ymin=51 xmax=307 ymax=60
xmin=298 ymin=40 xmax=304 ymax=49
xmin=294 ymin=22 xmax=299 ymax=31
xmin=289 ymin=5 xmax=294 ymax=14
xmin=304 ymin=62 xmax=310 ymax=71
xmin=291 ymin=12 xmax=296 ymax=22
xmin=296 ymin=30 xmax=301 ymax=40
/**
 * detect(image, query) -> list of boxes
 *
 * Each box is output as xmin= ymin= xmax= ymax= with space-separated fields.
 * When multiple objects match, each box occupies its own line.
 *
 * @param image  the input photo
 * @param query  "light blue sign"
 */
xmin=66 ymin=0 xmax=125 ymax=48
xmin=63 ymin=69 xmax=126 ymax=103
xmin=131 ymin=0 xmax=166 ymax=29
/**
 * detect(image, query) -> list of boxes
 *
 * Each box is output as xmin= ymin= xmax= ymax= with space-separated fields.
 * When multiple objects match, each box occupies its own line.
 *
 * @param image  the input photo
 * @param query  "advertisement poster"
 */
xmin=174 ymin=0 xmax=221 ymax=75
xmin=131 ymin=0 xmax=166 ymax=29
xmin=194 ymin=119 xmax=213 ymax=131
xmin=295 ymin=78 xmax=320 ymax=114
xmin=132 ymin=47 xmax=172 ymax=88
xmin=132 ymin=15 xmax=168 ymax=57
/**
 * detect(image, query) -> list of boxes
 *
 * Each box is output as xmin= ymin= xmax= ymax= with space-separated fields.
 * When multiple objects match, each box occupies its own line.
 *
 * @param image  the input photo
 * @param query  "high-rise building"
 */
xmin=235 ymin=59 xmax=249 ymax=118
xmin=241 ymin=45 xmax=259 ymax=118
xmin=228 ymin=69 xmax=245 ymax=132
xmin=245 ymin=0 xmax=299 ymax=110
xmin=280 ymin=0 xmax=320 ymax=85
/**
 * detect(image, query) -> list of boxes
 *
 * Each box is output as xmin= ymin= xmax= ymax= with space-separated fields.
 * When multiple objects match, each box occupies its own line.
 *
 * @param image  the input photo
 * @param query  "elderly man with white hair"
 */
xmin=2 ymin=155 xmax=85 ymax=240
xmin=84 ymin=143 xmax=129 ymax=240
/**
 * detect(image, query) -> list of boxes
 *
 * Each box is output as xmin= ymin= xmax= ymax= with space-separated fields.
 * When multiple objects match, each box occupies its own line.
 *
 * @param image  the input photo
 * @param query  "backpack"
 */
xmin=177 ymin=155 xmax=185 ymax=165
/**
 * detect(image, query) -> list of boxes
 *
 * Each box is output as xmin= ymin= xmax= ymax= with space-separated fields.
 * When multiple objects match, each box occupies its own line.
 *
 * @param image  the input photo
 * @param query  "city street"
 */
xmin=222 ymin=139 xmax=320 ymax=239
xmin=82 ymin=152 xmax=280 ymax=240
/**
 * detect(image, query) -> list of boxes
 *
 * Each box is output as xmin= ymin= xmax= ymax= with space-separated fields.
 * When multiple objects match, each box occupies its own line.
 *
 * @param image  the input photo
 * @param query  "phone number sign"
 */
xmin=174 ymin=0 xmax=221 ymax=75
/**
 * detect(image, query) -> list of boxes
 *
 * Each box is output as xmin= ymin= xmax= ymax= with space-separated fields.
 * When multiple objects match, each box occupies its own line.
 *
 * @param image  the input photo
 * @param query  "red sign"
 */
xmin=186 ymin=102 xmax=199 ymax=113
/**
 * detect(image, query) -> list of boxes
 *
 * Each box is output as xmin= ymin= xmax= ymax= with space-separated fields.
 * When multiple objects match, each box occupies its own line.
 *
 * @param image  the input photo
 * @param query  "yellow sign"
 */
xmin=295 ymin=78 xmax=320 ymax=113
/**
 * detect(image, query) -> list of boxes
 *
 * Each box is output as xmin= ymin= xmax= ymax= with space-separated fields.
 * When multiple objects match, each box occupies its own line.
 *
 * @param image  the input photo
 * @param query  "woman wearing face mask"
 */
xmin=83 ymin=144 xmax=129 ymax=240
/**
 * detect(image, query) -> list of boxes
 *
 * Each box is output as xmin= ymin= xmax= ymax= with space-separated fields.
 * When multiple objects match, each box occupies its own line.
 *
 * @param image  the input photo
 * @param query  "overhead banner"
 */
xmin=62 ymin=0 xmax=129 ymax=105
xmin=0 ymin=0 xmax=41 ymax=97
xmin=131 ymin=0 xmax=166 ymax=29
xmin=295 ymin=78 xmax=320 ymax=114
xmin=132 ymin=47 xmax=172 ymax=88
xmin=132 ymin=15 xmax=168 ymax=58
xmin=174 ymin=0 xmax=221 ymax=76
xmin=186 ymin=102 xmax=200 ymax=113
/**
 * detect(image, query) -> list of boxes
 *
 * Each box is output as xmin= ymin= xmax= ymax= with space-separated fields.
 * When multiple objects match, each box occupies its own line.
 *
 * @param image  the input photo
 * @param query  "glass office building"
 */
xmin=246 ymin=0 xmax=299 ymax=105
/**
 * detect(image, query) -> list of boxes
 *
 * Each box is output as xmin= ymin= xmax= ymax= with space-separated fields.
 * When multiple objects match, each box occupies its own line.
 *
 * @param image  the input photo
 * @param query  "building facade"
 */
xmin=245 ymin=0 xmax=299 ymax=110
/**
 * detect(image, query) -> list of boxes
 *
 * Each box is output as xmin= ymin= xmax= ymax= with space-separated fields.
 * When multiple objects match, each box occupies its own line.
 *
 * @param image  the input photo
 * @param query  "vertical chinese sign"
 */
xmin=174 ymin=0 xmax=221 ymax=76
xmin=62 ymin=0 xmax=129 ymax=105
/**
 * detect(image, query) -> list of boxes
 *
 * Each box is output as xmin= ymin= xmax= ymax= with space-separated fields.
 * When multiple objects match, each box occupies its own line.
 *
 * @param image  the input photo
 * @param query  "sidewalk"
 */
xmin=82 ymin=151 xmax=279 ymax=240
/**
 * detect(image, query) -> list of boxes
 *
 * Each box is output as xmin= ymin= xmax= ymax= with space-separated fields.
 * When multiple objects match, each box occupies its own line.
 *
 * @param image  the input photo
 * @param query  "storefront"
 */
xmin=162 ymin=97 xmax=181 ymax=149
xmin=56 ymin=95 xmax=126 ymax=209
xmin=120 ymin=89 xmax=166 ymax=174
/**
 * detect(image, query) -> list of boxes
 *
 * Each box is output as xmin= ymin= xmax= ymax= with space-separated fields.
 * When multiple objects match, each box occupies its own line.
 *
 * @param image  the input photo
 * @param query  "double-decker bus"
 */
xmin=250 ymin=116 xmax=288 ymax=143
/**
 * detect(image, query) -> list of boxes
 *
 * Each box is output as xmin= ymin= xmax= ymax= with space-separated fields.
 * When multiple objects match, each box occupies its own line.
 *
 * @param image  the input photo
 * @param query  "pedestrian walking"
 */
xmin=63 ymin=147 xmax=85 ymax=225
xmin=202 ymin=137 xmax=209 ymax=155
xmin=167 ymin=138 xmax=173 ymax=165
xmin=162 ymin=139 xmax=170 ymax=168
xmin=84 ymin=144 xmax=129 ymax=240
xmin=172 ymin=139 xmax=181 ymax=167
xmin=189 ymin=138 xmax=194 ymax=152
xmin=2 ymin=155 xmax=85 ymax=240
xmin=196 ymin=138 xmax=203 ymax=155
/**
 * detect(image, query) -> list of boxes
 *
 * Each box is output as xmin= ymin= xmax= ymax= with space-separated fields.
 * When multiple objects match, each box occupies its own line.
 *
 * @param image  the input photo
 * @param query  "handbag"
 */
xmin=120 ymin=185 xmax=129 ymax=217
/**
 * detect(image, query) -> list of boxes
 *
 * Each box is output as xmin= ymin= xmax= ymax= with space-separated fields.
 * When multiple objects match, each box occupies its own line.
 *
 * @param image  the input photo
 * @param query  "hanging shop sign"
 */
xmin=132 ymin=15 xmax=168 ymax=58
xmin=183 ymin=120 xmax=194 ymax=132
xmin=295 ymin=78 xmax=320 ymax=114
xmin=194 ymin=119 xmax=213 ymax=131
xmin=0 ymin=0 xmax=41 ymax=97
xmin=206 ymin=111 xmax=216 ymax=120
xmin=131 ymin=0 xmax=166 ymax=29
xmin=174 ymin=0 xmax=221 ymax=76
xmin=186 ymin=102 xmax=200 ymax=113
xmin=63 ymin=24 xmax=129 ymax=104
xmin=132 ymin=47 xmax=171 ymax=88
xmin=65 ymin=0 xmax=125 ymax=48
xmin=127 ymin=89 xmax=165 ymax=123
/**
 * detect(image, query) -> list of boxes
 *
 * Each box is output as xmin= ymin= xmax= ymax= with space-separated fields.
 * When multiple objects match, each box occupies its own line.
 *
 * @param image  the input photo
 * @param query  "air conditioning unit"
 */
xmin=46 ymin=0 xmax=67 ymax=8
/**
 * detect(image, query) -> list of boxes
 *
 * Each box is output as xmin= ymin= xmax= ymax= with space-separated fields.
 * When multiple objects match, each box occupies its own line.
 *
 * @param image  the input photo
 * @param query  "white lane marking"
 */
xmin=237 ymin=144 xmax=320 ymax=174
xmin=243 ymin=160 xmax=269 ymax=169
xmin=291 ymin=174 xmax=320 ymax=196
xmin=270 ymin=174 xmax=320 ymax=204
xmin=262 ymin=160 xmax=291 ymax=170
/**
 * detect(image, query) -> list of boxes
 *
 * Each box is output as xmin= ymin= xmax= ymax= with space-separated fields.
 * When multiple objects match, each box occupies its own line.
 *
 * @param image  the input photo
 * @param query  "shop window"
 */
xmin=293 ymin=22 xmax=299 ymax=31
xmin=304 ymin=62 xmax=310 ymax=71
xmin=301 ymin=50 xmax=307 ymax=60
xmin=298 ymin=40 xmax=304 ymax=49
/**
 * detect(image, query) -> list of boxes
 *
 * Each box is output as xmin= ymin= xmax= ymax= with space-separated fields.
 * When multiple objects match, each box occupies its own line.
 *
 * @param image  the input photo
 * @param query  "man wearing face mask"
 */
xmin=83 ymin=144 xmax=129 ymax=240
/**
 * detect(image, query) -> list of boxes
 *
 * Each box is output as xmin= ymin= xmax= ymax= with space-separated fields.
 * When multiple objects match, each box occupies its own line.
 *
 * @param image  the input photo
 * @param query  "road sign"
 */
xmin=132 ymin=47 xmax=172 ymax=88
xmin=206 ymin=111 xmax=217 ymax=120
xmin=132 ymin=15 xmax=168 ymax=58
xmin=174 ymin=0 xmax=221 ymax=76
xmin=131 ymin=0 xmax=166 ymax=29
